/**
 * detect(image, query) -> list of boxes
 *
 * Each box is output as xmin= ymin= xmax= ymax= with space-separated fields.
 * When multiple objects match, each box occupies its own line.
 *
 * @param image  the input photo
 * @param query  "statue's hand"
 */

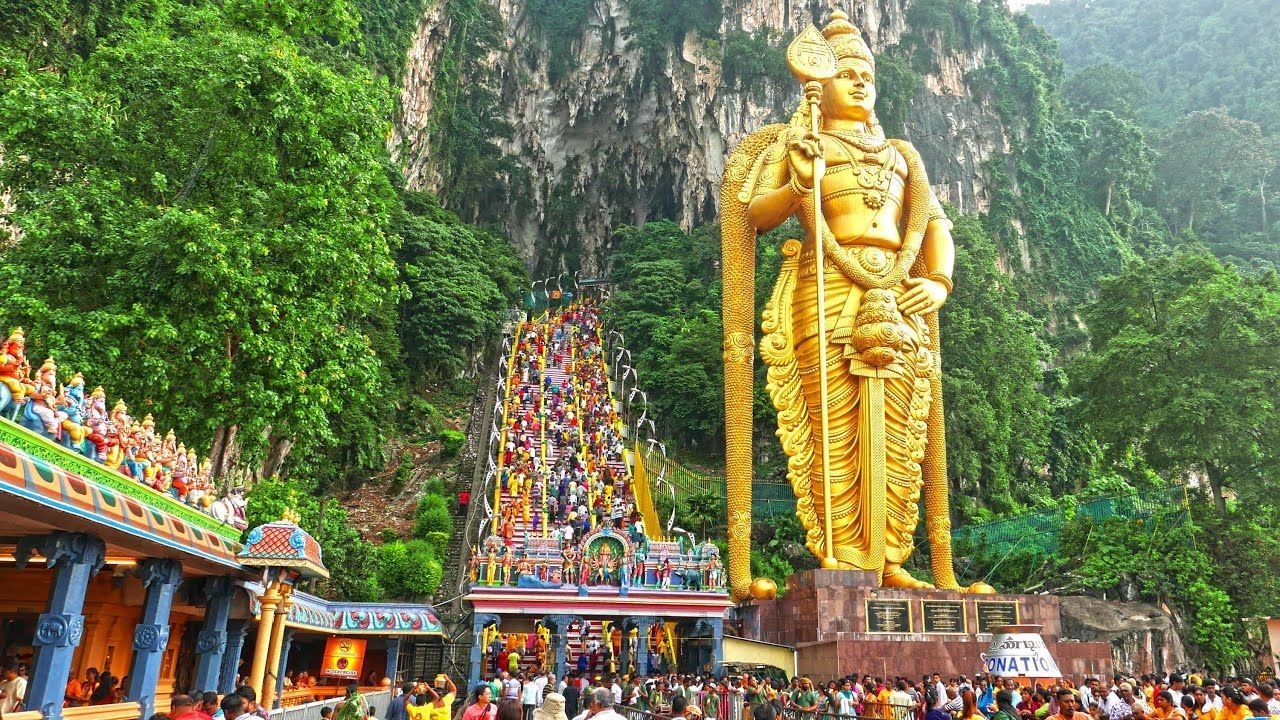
xmin=897 ymin=276 xmax=949 ymax=316
xmin=786 ymin=129 xmax=824 ymax=189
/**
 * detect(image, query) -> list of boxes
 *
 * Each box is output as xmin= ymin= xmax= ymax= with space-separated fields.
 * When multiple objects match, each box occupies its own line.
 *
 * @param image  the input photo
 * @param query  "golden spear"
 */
xmin=786 ymin=26 xmax=840 ymax=570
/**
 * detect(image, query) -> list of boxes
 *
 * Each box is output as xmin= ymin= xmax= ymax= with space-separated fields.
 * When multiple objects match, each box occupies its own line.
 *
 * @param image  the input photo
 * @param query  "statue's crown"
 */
xmin=823 ymin=9 xmax=875 ymax=68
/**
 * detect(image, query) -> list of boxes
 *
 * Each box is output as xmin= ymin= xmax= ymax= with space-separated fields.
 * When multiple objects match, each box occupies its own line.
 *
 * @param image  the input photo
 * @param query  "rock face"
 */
xmin=1059 ymin=595 xmax=1189 ymax=675
xmin=393 ymin=0 xmax=1020 ymax=274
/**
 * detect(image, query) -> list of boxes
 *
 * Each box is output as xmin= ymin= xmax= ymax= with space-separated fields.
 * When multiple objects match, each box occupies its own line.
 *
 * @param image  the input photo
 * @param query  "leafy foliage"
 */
xmin=437 ymin=428 xmax=466 ymax=457
xmin=719 ymin=28 xmax=792 ymax=89
xmin=1030 ymin=0 xmax=1280 ymax=134
xmin=1034 ymin=0 xmax=1280 ymax=269
xmin=425 ymin=0 xmax=524 ymax=221
xmin=621 ymin=0 xmax=721 ymax=70
xmin=413 ymin=493 xmax=455 ymax=542
xmin=941 ymin=213 xmax=1051 ymax=519
xmin=378 ymin=539 xmax=443 ymax=599
xmin=1071 ymin=248 xmax=1280 ymax=514
xmin=349 ymin=0 xmax=433 ymax=80
xmin=524 ymin=0 xmax=594 ymax=83
xmin=0 ymin=3 xmax=402 ymax=474
xmin=397 ymin=191 xmax=527 ymax=379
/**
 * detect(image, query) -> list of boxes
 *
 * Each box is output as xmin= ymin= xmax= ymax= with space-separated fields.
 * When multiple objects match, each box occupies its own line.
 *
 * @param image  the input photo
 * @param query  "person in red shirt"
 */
xmin=463 ymin=684 xmax=498 ymax=720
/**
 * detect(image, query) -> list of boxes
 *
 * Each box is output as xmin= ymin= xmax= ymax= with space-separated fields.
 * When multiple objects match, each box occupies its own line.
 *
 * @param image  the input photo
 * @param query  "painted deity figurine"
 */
xmin=721 ymin=9 xmax=992 ymax=596
xmin=0 ymin=328 xmax=34 ymax=415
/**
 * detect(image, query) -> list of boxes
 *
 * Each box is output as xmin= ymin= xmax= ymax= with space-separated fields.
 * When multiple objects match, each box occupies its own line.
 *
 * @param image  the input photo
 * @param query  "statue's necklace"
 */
xmin=824 ymin=129 xmax=890 ymax=154
xmin=825 ymin=134 xmax=895 ymax=209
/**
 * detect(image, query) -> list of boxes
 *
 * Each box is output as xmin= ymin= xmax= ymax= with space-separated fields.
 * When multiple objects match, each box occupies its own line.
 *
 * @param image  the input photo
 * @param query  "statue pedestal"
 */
xmin=736 ymin=569 xmax=1113 ymax=680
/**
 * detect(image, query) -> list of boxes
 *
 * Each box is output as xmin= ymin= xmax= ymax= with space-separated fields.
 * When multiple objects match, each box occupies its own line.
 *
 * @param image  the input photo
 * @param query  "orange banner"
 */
xmin=319 ymin=637 xmax=367 ymax=680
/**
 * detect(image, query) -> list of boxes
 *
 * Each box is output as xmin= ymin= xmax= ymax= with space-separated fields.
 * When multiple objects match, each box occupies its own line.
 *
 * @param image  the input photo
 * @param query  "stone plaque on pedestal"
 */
xmin=976 ymin=601 xmax=1020 ymax=633
xmin=742 ymin=570 xmax=1112 ymax=680
xmin=866 ymin=599 xmax=911 ymax=633
xmin=922 ymin=600 xmax=966 ymax=634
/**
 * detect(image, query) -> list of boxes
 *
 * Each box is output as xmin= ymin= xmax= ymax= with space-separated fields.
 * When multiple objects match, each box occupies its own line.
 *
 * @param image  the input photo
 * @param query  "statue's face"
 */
xmin=822 ymin=57 xmax=876 ymax=122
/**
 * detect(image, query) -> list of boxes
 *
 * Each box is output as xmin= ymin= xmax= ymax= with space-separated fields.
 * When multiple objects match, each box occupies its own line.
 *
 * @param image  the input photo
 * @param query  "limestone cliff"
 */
xmin=393 ymin=0 xmax=1019 ymax=274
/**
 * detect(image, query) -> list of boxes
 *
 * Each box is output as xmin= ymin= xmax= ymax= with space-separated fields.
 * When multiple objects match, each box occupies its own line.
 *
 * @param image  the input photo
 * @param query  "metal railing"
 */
xmin=781 ymin=703 xmax=914 ymax=720
xmin=617 ymin=691 xmax=749 ymax=720
xmin=950 ymin=487 xmax=1187 ymax=556
xmin=269 ymin=690 xmax=392 ymax=720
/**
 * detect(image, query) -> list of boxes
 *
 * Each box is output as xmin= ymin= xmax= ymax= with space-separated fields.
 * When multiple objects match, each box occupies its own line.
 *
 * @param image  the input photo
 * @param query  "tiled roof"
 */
xmin=243 ymin=581 xmax=443 ymax=635
xmin=237 ymin=520 xmax=328 ymax=579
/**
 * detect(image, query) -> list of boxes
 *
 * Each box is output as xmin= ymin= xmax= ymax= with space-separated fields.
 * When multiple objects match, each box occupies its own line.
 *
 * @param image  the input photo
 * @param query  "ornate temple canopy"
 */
xmin=237 ymin=518 xmax=329 ymax=579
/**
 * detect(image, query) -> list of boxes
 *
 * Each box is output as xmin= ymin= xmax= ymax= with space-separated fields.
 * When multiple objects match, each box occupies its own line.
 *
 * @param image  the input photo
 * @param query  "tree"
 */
xmin=1062 ymin=63 xmax=1148 ymax=121
xmin=1031 ymin=0 xmax=1280 ymax=134
xmin=1072 ymin=248 xmax=1280 ymax=514
xmin=397 ymin=191 xmax=526 ymax=379
xmin=940 ymin=214 xmax=1051 ymax=517
xmin=1072 ymin=110 xmax=1154 ymax=216
xmin=675 ymin=490 xmax=725 ymax=540
xmin=0 ymin=6 xmax=403 ymax=479
xmin=1154 ymin=109 xmax=1272 ymax=236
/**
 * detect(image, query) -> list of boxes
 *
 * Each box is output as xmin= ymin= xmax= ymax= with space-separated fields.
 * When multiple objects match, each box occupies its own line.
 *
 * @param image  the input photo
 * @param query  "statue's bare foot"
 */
xmin=882 ymin=565 xmax=934 ymax=589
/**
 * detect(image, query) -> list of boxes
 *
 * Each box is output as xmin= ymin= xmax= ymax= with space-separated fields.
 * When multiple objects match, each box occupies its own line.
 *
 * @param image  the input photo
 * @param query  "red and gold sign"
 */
xmin=319 ymin=637 xmax=367 ymax=679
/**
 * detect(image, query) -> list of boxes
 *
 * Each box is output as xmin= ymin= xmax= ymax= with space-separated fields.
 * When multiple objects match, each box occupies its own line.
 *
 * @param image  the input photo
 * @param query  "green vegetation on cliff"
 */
xmin=1031 ymin=0 xmax=1279 ymax=268
xmin=1030 ymin=0 xmax=1280 ymax=134
xmin=0 ymin=0 xmax=525 ymax=601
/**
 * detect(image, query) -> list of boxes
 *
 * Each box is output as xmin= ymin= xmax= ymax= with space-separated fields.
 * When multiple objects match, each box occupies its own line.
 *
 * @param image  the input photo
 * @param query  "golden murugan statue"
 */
xmin=721 ymin=9 xmax=992 ymax=599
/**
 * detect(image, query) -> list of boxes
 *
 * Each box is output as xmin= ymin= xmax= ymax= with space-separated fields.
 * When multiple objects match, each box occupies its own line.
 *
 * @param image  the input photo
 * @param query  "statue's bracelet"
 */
xmin=789 ymin=175 xmax=812 ymax=196
xmin=926 ymin=272 xmax=954 ymax=293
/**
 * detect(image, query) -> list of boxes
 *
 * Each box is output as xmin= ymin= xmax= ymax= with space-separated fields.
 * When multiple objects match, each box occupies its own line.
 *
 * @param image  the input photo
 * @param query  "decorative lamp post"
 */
xmin=237 ymin=509 xmax=330 ymax=709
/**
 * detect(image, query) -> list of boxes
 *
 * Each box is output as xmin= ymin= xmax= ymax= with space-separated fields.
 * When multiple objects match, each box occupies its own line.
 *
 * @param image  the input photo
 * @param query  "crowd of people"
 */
xmin=0 ymin=327 xmax=245 ymax=529
xmin=0 ymin=666 xmax=284 ymax=720
xmin=488 ymin=302 xmax=646 ymax=559
xmin=740 ymin=670 xmax=1280 ymax=720
xmin=441 ymin=670 xmax=1280 ymax=720
xmin=152 ymin=683 xmax=297 ymax=720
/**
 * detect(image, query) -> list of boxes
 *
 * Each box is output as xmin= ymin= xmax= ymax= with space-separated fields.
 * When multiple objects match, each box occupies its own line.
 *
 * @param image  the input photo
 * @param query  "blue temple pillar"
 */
xmin=385 ymin=638 xmax=402 ymax=685
xmin=219 ymin=619 xmax=249 ymax=694
xmin=709 ymin=617 xmax=724 ymax=674
xmin=125 ymin=558 xmax=184 ymax=719
xmin=470 ymin=614 xmax=500 ymax=689
xmin=544 ymin=614 xmax=584 ymax=682
xmin=272 ymin=628 xmax=296 ymax=708
xmin=193 ymin=576 xmax=235 ymax=692
xmin=16 ymin=533 xmax=106 ymax=720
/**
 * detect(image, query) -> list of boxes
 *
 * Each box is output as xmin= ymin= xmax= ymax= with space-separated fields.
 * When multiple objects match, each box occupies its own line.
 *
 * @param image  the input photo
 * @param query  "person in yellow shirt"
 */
xmin=1150 ymin=692 xmax=1188 ymax=720
xmin=1196 ymin=687 xmax=1220 ymax=720
xmin=1220 ymin=690 xmax=1250 ymax=720
xmin=411 ymin=675 xmax=457 ymax=720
